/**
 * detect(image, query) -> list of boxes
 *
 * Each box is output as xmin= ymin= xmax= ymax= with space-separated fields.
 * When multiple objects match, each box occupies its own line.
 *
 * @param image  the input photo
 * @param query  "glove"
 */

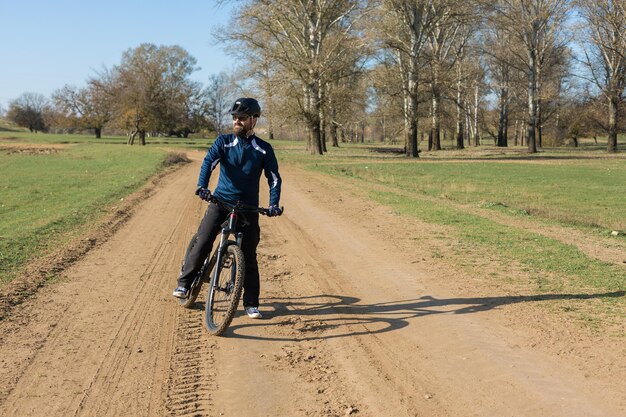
xmin=195 ymin=187 xmax=211 ymax=201
xmin=267 ymin=205 xmax=283 ymax=217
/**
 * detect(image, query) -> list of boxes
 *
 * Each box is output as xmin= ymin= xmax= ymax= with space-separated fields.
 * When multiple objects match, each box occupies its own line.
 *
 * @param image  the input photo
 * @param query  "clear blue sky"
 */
xmin=0 ymin=0 xmax=236 ymax=110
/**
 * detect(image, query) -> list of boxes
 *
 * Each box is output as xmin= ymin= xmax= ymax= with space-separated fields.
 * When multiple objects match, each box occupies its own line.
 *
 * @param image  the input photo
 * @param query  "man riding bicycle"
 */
xmin=172 ymin=97 xmax=283 ymax=319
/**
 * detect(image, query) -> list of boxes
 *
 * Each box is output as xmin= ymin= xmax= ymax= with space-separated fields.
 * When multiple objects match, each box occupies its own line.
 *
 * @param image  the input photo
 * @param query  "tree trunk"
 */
xmin=401 ymin=21 xmax=420 ymax=158
xmin=404 ymin=96 xmax=410 ymax=152
xmin=537 ymin=99 xmax=543 ymax=149
xmin=456 ymin=77 xmax=464 ymax=149
xmin=306 ymin=5 xmax=323 ymax=155
xmin=400 ymin=51 xmax=411 ymax=154
xmin=464 ymin=101 xmax=472 ymax=147
xmin=497 ymin=86 xmax=509 ymax=147
xmin=526 ymin=54 xmax=538 ymax=153
xmin=405 ymin=78 xmax=419 ymax=157
xmin=307 ymin=76 xmax=323 ymax=154
xmin=608 ymin=95 xmax=619 ymax=153
xmin=319 ymin=79 xmax=327 ymax=153
xmin=329 ymin=93 xmax=339 ymax=147
xmin=555 ymin=81 xmax=563 ymax=146
xmin=311 ymin=121 xmax=322 ymax=155
xmin=408 ymin=114 xmax=419 ymax=157
xmin=304 ymin=85 xmax=313 ymax=152
xmin=95 ymin=127 xmax=102 ymax=139
xmin=321 ymin=116 xmax=327 ymax=153
xmin=473 ymin=84 xmax=480 ymax=146
xmin=266 ymin=78 xmax=275 ymax=141
xmin=431 ymin=89 xmax=442 ymax=150
xmin=127 ymin=130 xmax=136 ymax=145
xmin=331 ymin=120 xmax=339 ymax=148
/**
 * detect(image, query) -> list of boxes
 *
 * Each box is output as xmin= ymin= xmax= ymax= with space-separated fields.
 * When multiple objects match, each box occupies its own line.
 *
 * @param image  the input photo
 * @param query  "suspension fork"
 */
xmin=224 ymin=210 xmax=244 ymax=248
xmin=212 ymin=210 xmax=239 ymax=283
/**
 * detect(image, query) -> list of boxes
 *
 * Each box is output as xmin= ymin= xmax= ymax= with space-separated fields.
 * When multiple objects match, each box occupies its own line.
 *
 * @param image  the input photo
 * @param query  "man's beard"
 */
xmin=234 ymin=123 xmax=251 ymax=137
xmin=233 ymin=125 xmax=244 ymax=135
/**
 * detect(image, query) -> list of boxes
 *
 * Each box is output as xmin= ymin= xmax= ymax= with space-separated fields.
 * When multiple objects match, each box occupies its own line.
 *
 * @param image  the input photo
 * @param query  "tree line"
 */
xmin=4 ymin=0 xmax=626 ymax=154
xmin=5 ymin=44 xmax=238 ymax=145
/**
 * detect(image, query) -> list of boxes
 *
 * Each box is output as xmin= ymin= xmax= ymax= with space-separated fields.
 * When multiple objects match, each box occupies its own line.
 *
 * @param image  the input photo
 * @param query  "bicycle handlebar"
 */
xmin=205 ymin=195 xmax=283 ymax=216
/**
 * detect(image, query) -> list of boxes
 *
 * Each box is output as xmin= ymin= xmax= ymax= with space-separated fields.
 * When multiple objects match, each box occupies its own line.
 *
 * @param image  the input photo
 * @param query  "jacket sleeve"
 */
xmin=197 ymin=135 xmax=224 ymax=188
xmin=264 ymin=146 xmax=282 ymax=206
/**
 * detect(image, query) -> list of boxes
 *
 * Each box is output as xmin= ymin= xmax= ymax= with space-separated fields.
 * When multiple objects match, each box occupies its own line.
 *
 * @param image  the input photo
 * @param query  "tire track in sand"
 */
xmin=73 ymin=206 xmax=190 ymax=417
xmin=163 ymin=297 xmax=217 ymax=417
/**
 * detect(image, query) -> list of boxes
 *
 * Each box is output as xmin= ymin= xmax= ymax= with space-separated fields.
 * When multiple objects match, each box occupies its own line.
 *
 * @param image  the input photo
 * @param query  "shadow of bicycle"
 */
xmin=226 ymin=291 xmax=625 ymax=341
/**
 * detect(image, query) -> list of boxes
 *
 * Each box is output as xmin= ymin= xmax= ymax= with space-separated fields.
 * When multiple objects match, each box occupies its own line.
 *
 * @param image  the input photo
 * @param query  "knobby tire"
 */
xmin=205 ymin=243 xmax=245 ymax=335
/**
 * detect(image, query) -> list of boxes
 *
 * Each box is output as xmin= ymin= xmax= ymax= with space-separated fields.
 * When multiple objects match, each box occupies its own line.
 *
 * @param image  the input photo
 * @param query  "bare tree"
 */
xmin=111 ymin=43 xmax=200 ymax=145
xmin=7 ymin=92 xmax=50 ymax=132
xmin=425 ymin=1 xmax=476 ymax=151
xmin=219 ymin=0 xmax=364 ymax=155
xmin=453 ymin=35 xmax=484 ymax=149
xmin=369 ymin=55 xmax=407 ymax=144
xmin=483 ymin=25 xmax=515 ymax=147
xmin=253 ymin=52 xmax=279 ymax=140
xmin=373 ymin=0 xmax=442 ymax=157
xmin=52 ymin=78 xmax=113 ymax=138
xmin=321 ymin=30 xmax=369 ymax=148
xmin=215 ymin=26 xmax=286 ymax=140
xmin=488 ymin=0 xmax=571 ymax=153
xmin=577 ymin=0 xmax=626 ymax=153
xmin=206 ymin=72 xmax=233 ymax=135
xmin=484 ymin=1 xmax=520 ymax=148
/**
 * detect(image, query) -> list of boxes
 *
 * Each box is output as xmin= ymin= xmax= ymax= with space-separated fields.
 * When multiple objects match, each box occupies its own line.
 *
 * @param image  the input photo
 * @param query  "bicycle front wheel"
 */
xmin=205 ymin=243 xmax=245 ymax=335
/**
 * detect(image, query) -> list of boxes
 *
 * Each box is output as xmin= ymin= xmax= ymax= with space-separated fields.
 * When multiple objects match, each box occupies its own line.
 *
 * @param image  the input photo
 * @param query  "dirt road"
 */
xmin=1 ymin=152 xmax=624 ymax=417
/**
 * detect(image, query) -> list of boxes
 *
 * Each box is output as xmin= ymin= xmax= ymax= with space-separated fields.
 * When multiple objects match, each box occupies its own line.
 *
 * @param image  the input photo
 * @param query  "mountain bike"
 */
xmin=178 ymin=196 xmax=276 ymax=336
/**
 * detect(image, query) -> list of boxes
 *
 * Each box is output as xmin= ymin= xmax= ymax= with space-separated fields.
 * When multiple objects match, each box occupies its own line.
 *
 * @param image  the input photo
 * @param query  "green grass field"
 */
xmin=313 ymin=158 xmax=626 ymax=231
xmin=0 ymin=141 xmax=172 ymax=285
xmin=0 ymin=129 xmax=212 ymax=150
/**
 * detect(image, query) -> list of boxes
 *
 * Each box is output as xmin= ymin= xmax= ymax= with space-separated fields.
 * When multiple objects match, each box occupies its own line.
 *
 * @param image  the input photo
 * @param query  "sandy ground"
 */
xmin=1 ymin=151 xmax=624 ymax=417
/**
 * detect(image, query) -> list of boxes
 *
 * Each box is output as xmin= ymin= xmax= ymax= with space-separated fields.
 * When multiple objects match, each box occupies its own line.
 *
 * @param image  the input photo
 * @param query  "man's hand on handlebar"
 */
xmin=195 ymin=187 xmax=212 ymax=201
xmin=195 ymin=190 xmax=283 ymax=215
xmin=267 ymin=205 xmax=283 ymax=217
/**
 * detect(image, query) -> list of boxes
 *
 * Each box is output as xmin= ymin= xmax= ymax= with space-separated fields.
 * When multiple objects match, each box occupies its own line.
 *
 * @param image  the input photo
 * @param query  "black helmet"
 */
xmin=230 ymin=98 xmax=261 ymax=117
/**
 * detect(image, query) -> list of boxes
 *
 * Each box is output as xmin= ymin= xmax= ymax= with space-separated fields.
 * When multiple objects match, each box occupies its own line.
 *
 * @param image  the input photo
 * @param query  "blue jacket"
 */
xmin=197 ymin=133 xmax=282 ymax=207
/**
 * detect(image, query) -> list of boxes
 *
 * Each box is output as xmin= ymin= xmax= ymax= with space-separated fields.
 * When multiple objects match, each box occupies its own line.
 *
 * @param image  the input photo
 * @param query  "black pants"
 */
xmin=178 ymin=203 xmax=261 ymax=307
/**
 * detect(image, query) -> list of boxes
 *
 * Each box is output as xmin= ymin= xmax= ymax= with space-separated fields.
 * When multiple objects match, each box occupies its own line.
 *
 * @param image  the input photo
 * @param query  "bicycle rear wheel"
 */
xmin=205 ymin=243 xmax=245 ymax=335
